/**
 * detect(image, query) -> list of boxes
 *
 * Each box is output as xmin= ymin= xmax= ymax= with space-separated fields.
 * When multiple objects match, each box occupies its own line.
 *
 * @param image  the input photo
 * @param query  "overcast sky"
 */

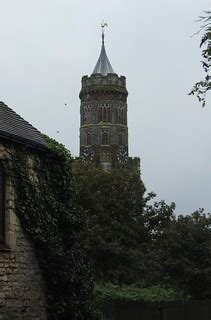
xmin=0 ymin=0 xmax=211 ymax=214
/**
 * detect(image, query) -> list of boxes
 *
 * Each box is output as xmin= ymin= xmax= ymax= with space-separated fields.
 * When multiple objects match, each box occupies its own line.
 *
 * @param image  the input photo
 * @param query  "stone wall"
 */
xmin=0 ymin=143 xmax=47 ymax=320
xmin=79 ymin=73 xmax=129 ymax=165
xmin=127 ymin=157 xmax=141 ymax=175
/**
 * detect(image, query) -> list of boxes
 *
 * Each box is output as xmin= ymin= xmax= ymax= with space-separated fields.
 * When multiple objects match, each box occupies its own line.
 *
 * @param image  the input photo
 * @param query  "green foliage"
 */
xmin=141 ymin=203 xmax=211 ymax=299
xmin=189 ymin=10 xmax=211 ymax=107
xmin=6 ymin=139 xmax=96 ymax=319
xmin=73 ymin=160 xmax=211 ymax=300
xmin=94 ymin=283 xmax=183 ymax=304
xmin=139 ymin=200 xmax=176 ymax=287
xmin=144 ymin=200 xmax=176 ymax=241
xmin=159 ymin=210 xmax=211 ymax=299
xmin=73 ymin=160 xmax=147 ymax=284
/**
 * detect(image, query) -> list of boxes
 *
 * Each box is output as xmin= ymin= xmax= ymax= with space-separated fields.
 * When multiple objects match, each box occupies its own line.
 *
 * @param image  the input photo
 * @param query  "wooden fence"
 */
xmin=100 ymin=300 xmax=211 ymax=320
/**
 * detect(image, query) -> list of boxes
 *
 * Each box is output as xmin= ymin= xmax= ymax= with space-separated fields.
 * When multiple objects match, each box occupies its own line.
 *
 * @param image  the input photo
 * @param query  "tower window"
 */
xmin=107 ymin=107 xmax=111 ymax=123
xmin=118 ymin=108 xmax=122 ymax=124
xmin=83 ymin=107 xmax=87 ymax=124
xmin=115 ymin=108 xmax=118 ymax=123
xmin=103 ymin=107 xmax=107 ymax=122
xmin=0 ymin=162 xmax=5 ymax=243
xmin=123 ymin=109 xmax=127 ymax=125
xmin=102 ymin=131 xmax=109 ymax=145
xmin=86 ymin=132 xmax=91 ymax=145
xmin=98 ymin=107 xmax=102 ymax=122
xmin=119 ymin=132 xmax=123 ymax=146
xmin=98 ymin=104 xmax=111 ymax=123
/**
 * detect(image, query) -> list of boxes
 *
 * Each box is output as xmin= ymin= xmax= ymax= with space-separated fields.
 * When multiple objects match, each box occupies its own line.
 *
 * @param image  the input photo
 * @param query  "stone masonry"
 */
xmin=0 ymin=143 xmax=47 ymax=320
xmin=79 ymin=31 xmax=141 ymax=173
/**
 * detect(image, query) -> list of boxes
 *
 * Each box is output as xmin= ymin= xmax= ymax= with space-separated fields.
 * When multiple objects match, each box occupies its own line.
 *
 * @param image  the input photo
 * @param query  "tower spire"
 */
xmin=92 ymin=22 xmax=115 ymax=76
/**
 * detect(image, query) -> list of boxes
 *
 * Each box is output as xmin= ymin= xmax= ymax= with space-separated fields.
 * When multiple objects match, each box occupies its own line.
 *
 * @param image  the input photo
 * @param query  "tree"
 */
xmin=141 ymin=200 xmax=176 ymax=286
xmin=73 ymin=160 xmax=147 ymax=284
xmin=189 ymin=9 xmax=211 ymax=107
xmin=73 ymin=160 xmax=211 ymax=300
xmin=159 ymin=209 xmax=211 ymax=299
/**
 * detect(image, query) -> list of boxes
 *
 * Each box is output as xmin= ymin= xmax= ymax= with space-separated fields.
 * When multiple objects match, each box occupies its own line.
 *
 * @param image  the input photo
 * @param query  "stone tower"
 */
xmin=79 ymin=25 xmax=140 ymax=173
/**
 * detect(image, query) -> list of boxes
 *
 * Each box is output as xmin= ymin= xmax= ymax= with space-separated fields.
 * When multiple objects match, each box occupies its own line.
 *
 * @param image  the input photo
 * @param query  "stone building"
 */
xmin=0 ymin=101 xmax=47 ymax=319
xmin=79 ymin=26 xmax=140 ymax=172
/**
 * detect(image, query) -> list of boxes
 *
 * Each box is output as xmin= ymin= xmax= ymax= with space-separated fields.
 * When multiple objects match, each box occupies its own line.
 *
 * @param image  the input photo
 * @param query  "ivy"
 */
xmin=6 ymin=137 xmax=96 ymax=319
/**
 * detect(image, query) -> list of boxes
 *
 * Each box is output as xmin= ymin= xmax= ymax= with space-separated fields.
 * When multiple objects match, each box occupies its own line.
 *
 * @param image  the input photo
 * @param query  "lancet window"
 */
xmin=83 ymin=105 xmax=93 ymax=124
xmin=86 ymin=131 xmax=91 ymax=146
xmin=103 ymin=107 xmax=107 ymax=122
xmin=98 ymin=104 xmax=111 ymax=123
xmin=107 ymin=107 xmax=111 ymax=123
xmin=119 ymin=132 xmax=123 ymax=146
xmin=115 ymin=108 xmax=118 ymax=123
xmin=98 ymin=107 xmax=103 ymax=122
xmin=102 ymin=130 xmax=109 ymax=145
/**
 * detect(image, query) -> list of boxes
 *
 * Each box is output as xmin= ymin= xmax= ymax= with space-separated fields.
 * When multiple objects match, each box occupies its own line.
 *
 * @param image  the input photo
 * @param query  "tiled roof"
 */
xmin=0 ymin=101 xmax=48 ymax=150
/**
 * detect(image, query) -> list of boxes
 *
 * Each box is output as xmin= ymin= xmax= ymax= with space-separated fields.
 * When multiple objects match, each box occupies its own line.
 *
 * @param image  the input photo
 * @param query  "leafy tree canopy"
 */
xmin=73 ymin=160 xmax=211 ymax=300
xmin=189 ymin=9 xmax=211 ymax=107
xmin=73 ymin=160 xmax=147 ymax=284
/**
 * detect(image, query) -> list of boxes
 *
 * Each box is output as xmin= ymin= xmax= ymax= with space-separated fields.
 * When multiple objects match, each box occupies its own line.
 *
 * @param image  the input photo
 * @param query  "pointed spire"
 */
xmin=92 ymin=22 xmax=115 ymax=76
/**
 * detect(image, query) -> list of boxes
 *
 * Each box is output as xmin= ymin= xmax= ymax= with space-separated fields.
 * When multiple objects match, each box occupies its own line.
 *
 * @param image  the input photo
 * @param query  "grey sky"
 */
xmin=0 ymin=0 xmax=211 ymax=214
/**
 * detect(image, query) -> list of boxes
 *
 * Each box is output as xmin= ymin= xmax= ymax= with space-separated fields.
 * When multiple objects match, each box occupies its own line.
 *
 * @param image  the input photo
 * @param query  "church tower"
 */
xmin=79 ymin=24 xmax=140 ymax=173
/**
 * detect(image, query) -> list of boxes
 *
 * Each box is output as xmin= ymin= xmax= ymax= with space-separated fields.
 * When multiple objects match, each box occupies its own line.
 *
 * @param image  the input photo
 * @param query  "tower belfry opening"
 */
xmin=79 ymin=23 xmax=140 ymax=173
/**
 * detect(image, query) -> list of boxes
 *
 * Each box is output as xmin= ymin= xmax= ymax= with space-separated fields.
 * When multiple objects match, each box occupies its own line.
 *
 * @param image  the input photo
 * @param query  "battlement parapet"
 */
xmin=81 ymin=74 xmax=126 ymax=89
xmin=127 ymin=157 xmax=140 ymax=175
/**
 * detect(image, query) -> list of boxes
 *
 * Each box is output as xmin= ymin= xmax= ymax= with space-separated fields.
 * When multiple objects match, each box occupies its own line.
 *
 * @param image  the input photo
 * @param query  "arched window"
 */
xmin=121 ymin=109 xmax=124 ymax=124
xmin=119 ymin=132 xmax=123 ymax=146
xmin=86 ymin=132 xmax=91 ymax=145
xmin=0 ymin=162 xmax=5 ymax=243
xmin=107 ymin=107 xmax=111 ymax=123
xmin=83 ymin=107 xmax=87 ymax=124
xmin=123 ymin=109 xmax=127 ymax=125
xmin=103 ymin=107 xmax=107 ymax=122
xmin=102 ymin=131 xmax=109 ymax=145
xmin=98 ymin=107 xmax=102 ymax=122
xmin=118 ymin=108 xmax=122 ymax=124
xmin=115 ymin=108 xmax=118 ymax=123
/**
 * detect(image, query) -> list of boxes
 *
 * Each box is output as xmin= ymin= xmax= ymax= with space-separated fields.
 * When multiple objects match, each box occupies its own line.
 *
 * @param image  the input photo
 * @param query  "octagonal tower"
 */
xmin=79 ymin=25 xmax=140 ymax=173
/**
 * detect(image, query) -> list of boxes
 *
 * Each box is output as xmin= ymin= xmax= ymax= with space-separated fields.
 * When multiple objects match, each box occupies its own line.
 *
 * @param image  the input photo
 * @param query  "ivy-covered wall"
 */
xmin=0 ymin=137 xmax=96 ymax=320
xmin=0 ymin=142 xmax=47 ymax=320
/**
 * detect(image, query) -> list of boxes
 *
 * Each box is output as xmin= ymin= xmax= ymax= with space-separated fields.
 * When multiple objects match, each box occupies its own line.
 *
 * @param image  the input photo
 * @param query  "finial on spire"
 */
xmin=101 ymin=21 xmax=108 ymax=46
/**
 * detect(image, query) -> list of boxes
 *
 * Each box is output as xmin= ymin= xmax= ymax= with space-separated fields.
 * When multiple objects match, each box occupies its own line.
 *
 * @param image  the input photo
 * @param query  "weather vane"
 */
xmin=101 ymin=21 xmax=108 ymax=45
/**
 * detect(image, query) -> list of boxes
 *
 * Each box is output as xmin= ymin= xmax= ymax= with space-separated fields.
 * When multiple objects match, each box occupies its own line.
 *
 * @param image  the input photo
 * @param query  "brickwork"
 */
xmin=0 ymin=143 xmax=47 ymax=320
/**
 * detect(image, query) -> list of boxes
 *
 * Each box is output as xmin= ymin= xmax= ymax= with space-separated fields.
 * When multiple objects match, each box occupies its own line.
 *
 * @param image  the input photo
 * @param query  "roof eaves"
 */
xmin=0 ymin=130 xmax=49 ymax=152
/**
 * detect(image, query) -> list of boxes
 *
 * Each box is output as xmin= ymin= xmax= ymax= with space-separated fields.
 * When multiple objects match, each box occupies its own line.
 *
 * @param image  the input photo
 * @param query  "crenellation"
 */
xmin=81 ymin=73 xmax=127 ymax=90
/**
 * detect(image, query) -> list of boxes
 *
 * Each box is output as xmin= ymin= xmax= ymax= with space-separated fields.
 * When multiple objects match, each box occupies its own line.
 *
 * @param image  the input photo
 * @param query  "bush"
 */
xmin=94 ymin=283 xmax=183 ymax=305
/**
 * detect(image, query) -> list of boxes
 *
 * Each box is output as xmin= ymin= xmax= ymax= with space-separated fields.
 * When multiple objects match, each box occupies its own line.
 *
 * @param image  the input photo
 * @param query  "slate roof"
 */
xmin=92 ymin=35 xmax=115 ymax=76
xmin=0 ymin=101 xmax=48 ymax=151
